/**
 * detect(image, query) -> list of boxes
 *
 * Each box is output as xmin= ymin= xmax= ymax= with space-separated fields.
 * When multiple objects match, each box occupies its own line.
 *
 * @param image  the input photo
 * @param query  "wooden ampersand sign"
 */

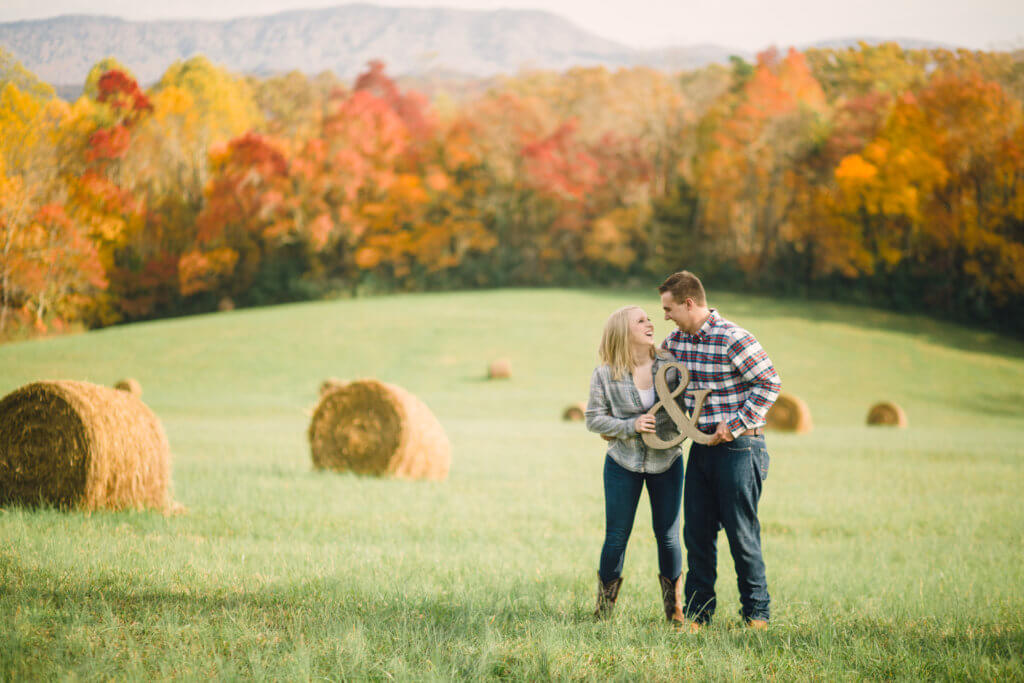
xmin=642 ymin=361 xmax=715 ymax=448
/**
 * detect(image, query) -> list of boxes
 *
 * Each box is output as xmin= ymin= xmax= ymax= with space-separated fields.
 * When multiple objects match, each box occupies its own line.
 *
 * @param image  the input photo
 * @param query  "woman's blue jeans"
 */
xmin=598 ymin=455 xmax=683 ymax=584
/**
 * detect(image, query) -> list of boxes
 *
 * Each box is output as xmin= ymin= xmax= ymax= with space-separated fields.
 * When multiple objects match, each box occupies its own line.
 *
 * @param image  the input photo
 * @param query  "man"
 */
xmin=658 ymin=270 xmax=780 ymax=631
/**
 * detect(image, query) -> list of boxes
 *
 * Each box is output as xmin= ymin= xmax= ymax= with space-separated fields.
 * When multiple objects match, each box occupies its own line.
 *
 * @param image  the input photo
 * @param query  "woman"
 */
xmin=585 ymin=305 xmax=686 ymax=626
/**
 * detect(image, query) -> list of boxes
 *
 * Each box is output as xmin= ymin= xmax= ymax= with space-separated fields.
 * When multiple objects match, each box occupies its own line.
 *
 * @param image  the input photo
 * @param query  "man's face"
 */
xmin=661 ymin=290 xmax=694 ymax=333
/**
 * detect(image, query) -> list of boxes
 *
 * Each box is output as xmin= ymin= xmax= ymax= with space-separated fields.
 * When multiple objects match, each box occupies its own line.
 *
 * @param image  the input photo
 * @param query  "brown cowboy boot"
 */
xmin=658 ymin=575 xmax=686 ymax=626
xmin=594 ymin=573 xmax=623 ymax=619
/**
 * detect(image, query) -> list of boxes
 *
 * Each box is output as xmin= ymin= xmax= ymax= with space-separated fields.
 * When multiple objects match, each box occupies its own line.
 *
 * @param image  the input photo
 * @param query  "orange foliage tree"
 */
xmin=696 ymin=48 xmax=829 ymax=273
xmin=829 ymin=69 xmax=1024 ymax=307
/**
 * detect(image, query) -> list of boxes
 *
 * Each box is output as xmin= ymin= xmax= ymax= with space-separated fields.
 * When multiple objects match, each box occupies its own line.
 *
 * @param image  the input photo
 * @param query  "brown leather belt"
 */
xmin=700 ymin=427 xmax=764 ymax=437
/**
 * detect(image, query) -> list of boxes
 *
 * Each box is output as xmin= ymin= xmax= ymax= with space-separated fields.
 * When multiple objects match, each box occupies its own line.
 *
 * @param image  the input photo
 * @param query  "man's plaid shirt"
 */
xmin=660 ymin=309 xmax=781 ymax=438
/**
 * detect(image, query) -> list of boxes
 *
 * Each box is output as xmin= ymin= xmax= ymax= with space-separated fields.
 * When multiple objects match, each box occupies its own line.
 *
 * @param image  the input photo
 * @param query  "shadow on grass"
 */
xmin=0 ymin=558 xmax=584 ymax=636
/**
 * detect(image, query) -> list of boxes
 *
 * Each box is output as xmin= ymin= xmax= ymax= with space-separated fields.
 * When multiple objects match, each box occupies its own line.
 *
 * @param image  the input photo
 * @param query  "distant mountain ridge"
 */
xmin=0 ymin=5 xmax=963 ymax=92
xmin=0 ymin=5 xmax=741 ymax=89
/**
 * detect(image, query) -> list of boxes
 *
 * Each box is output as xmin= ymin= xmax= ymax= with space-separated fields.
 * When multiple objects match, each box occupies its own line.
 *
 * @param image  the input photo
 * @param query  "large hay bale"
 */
xmin=562 ymin=402 xmax=586 ymax=421
xmin=319 ymin=378 xmax=349 ymax=397
xmin=113 ymin=378 xmax=142 ymax=397
xmin=488 ymin=359 xmax=511 ymax=380
xmin=308 ymin=379 xmax=450 ymax=480
xmin=867 ymin=401 xmax=908 ymax=427
xmin=765 ymin=392 xmax=813 ymax=433
xmin=0 ymin=381 xmax=172 ymax=511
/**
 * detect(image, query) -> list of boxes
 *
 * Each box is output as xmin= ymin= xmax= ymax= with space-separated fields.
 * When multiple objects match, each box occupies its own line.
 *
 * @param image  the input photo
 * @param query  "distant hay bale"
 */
xmin=488 ymin=359 xmax=511 ymax=379
xmin=867 ymin=401 xmax=908 ymax=427
xmin=113 ymin=378 xmax=142 ymax=397
xmin=218 ymin=297 xmax=235 ymax=312
xmin=308 ymin=379 xmax=450 ymax=480
xmin=0 ymin=380 xmax=172 ymax=511
xmin=562 ymin=402 xmax=586 ymax=421
xmin=766 ymin=392 xmax=813 ymax=433
xmin=319 ymin=378 xmax=349 ymax=397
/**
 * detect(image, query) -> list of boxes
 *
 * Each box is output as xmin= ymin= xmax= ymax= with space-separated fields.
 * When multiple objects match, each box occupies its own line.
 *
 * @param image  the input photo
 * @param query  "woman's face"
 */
xmin=629 ymin=308 xmax=655 ymax=347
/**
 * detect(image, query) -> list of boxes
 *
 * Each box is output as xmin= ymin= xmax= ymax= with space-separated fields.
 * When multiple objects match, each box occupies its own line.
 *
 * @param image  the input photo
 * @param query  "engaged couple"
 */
xmin=585 ymin=270 xmax=781 ymax=632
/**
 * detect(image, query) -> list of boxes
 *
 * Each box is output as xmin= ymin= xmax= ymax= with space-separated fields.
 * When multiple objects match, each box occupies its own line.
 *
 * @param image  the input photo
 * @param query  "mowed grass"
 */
xmin=1 ymin=288 xmax=1023 ymax=680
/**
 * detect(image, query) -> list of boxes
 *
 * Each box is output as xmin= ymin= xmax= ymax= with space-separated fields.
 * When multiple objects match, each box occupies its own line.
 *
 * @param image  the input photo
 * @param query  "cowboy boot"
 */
xmin=658 ymin=574 xmax=685 ymax=626
xmin=594 ymin=573 xmax=623 ymax=619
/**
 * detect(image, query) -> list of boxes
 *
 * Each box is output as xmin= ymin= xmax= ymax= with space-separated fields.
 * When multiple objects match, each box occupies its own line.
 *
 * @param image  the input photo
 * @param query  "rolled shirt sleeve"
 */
xmin=725 ymin=329 xmax=782 ymax=437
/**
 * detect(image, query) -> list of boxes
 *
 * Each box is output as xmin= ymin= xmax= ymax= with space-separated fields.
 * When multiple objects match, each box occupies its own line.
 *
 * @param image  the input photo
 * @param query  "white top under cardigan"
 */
xmin=638 ymin=386 xmax=656 ymax=410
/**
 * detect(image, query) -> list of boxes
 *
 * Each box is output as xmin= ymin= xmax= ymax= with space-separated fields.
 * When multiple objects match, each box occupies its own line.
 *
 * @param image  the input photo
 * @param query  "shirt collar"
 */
xmin=685 ymin=309 xmax=718 ymax=341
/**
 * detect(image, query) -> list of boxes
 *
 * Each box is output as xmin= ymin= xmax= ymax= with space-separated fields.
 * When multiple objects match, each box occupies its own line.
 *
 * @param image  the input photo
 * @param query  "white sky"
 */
xmin=0 ymin=0 xmax=1021 ymax=51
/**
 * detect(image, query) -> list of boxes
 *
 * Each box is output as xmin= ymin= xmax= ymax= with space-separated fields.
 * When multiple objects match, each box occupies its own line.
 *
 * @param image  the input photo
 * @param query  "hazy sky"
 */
xmin=1 ymin=0 xmax=1021 ymax=51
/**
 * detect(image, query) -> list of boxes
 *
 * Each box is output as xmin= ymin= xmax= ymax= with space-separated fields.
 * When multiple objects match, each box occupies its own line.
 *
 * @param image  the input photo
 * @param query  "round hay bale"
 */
xmin=562 ymin=402 xmax=586 ymax=421
xmin=308 ymin=379 xmax=450 ymax=480
xmin=488 ymin=358 xmax=511 ymax=380
xmin=867 ymin=401 xmax=908 ymax=427
xmin=319 ymin=378 xmax=349 ymax=397
xmin=765 ymin=392 xmax=813 ymax=433
xmin=113 ymin=378 xmax=142 ymax=397
xmin=0 ymin=380 xmax=172 ymax=511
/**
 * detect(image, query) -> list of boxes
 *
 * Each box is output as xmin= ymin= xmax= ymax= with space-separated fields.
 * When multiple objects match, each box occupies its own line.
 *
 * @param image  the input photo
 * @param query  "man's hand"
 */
xmin=634 ymin=414 xmax=656 ymax=434
xmin=708 ymin=420 xmax=735 ymax=445
xmin=601 ymin=434 xmax=614 ymax=442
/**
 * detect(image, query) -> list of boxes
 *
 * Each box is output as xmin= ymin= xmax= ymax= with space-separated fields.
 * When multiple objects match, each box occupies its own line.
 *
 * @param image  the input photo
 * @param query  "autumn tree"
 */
xmin=250 ymin=70 xmax=342 ymax=139
xmin=310 ymin=62 xmax=493 ymax=290
xmin=181 ymin=131 xmax=304 ymax=300
xmin=0 ymin=47 xmax=56 ymax=100
xmin=696 ymin=47 xmax=829 ymax=274
xmin=3 ymin=204 xmax=106 ymax=330
xmin=0 ymin=69 xmax=92 ymax=334
xmin=831 ymin=68 xmax=1024 ymax=315
xmin=805 ymin=42 xmax=928 ymax=100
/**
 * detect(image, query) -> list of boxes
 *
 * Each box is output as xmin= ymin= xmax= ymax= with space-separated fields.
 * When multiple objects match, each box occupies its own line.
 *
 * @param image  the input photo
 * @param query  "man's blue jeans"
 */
xmin=683 ymin=435 xmax=770 ymax=623
xmin=598 ymin=455 xmax=683 ymax=584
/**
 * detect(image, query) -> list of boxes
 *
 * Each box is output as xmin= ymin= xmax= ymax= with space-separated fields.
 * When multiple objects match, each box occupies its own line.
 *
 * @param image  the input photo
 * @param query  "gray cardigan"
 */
xmin=585 ymin=354 xmax=686 ymax=474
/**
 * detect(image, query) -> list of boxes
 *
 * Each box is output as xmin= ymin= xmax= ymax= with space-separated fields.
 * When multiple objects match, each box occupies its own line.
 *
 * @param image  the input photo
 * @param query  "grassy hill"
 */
xmin=1 ymin=289 xmax=1022 ymax=678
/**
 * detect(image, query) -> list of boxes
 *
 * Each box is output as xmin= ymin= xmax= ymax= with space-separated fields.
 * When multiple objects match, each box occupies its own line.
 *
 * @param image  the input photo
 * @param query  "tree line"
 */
xmin=2 ymin=44 xmax=1023 ymax=339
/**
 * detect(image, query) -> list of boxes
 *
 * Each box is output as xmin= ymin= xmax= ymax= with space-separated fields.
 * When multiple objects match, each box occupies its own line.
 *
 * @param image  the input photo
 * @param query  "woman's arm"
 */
xmin=584 ymin=367 xmax=637 ymax=439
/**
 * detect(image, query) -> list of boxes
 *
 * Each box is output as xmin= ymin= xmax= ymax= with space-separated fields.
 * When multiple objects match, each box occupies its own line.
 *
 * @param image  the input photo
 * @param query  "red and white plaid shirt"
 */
xmin=661 ymin=309 xmax=781 ymax=438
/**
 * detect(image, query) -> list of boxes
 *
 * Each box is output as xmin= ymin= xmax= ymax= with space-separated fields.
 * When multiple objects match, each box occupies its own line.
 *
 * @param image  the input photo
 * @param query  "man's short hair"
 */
xmin=658 ymin=271 xmax=707 ymax=305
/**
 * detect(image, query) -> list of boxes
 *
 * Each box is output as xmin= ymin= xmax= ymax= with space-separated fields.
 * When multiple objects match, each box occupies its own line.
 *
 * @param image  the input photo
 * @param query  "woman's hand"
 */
xmin=634 ymin=414 xmax=656 ymax=433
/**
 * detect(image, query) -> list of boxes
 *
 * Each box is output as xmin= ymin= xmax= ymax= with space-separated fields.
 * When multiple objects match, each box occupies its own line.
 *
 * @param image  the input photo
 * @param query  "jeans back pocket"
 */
xmin=756 ymin=445 xmax=769 ymax=481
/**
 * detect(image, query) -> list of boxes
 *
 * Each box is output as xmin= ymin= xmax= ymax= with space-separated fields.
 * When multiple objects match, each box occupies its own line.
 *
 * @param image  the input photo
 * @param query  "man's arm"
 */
xmin=723 ymin=330 xmax=781 ymax=438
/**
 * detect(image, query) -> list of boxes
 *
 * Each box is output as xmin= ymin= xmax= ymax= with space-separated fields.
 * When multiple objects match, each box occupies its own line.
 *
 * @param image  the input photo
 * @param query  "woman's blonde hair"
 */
xmin=599 ymin=306 xmax=655 ymax=380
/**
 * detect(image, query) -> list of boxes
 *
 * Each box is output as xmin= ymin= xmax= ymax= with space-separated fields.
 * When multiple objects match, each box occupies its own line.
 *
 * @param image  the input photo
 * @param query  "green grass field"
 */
xmin=2 ymin=288 xmax=1023 ymax=680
